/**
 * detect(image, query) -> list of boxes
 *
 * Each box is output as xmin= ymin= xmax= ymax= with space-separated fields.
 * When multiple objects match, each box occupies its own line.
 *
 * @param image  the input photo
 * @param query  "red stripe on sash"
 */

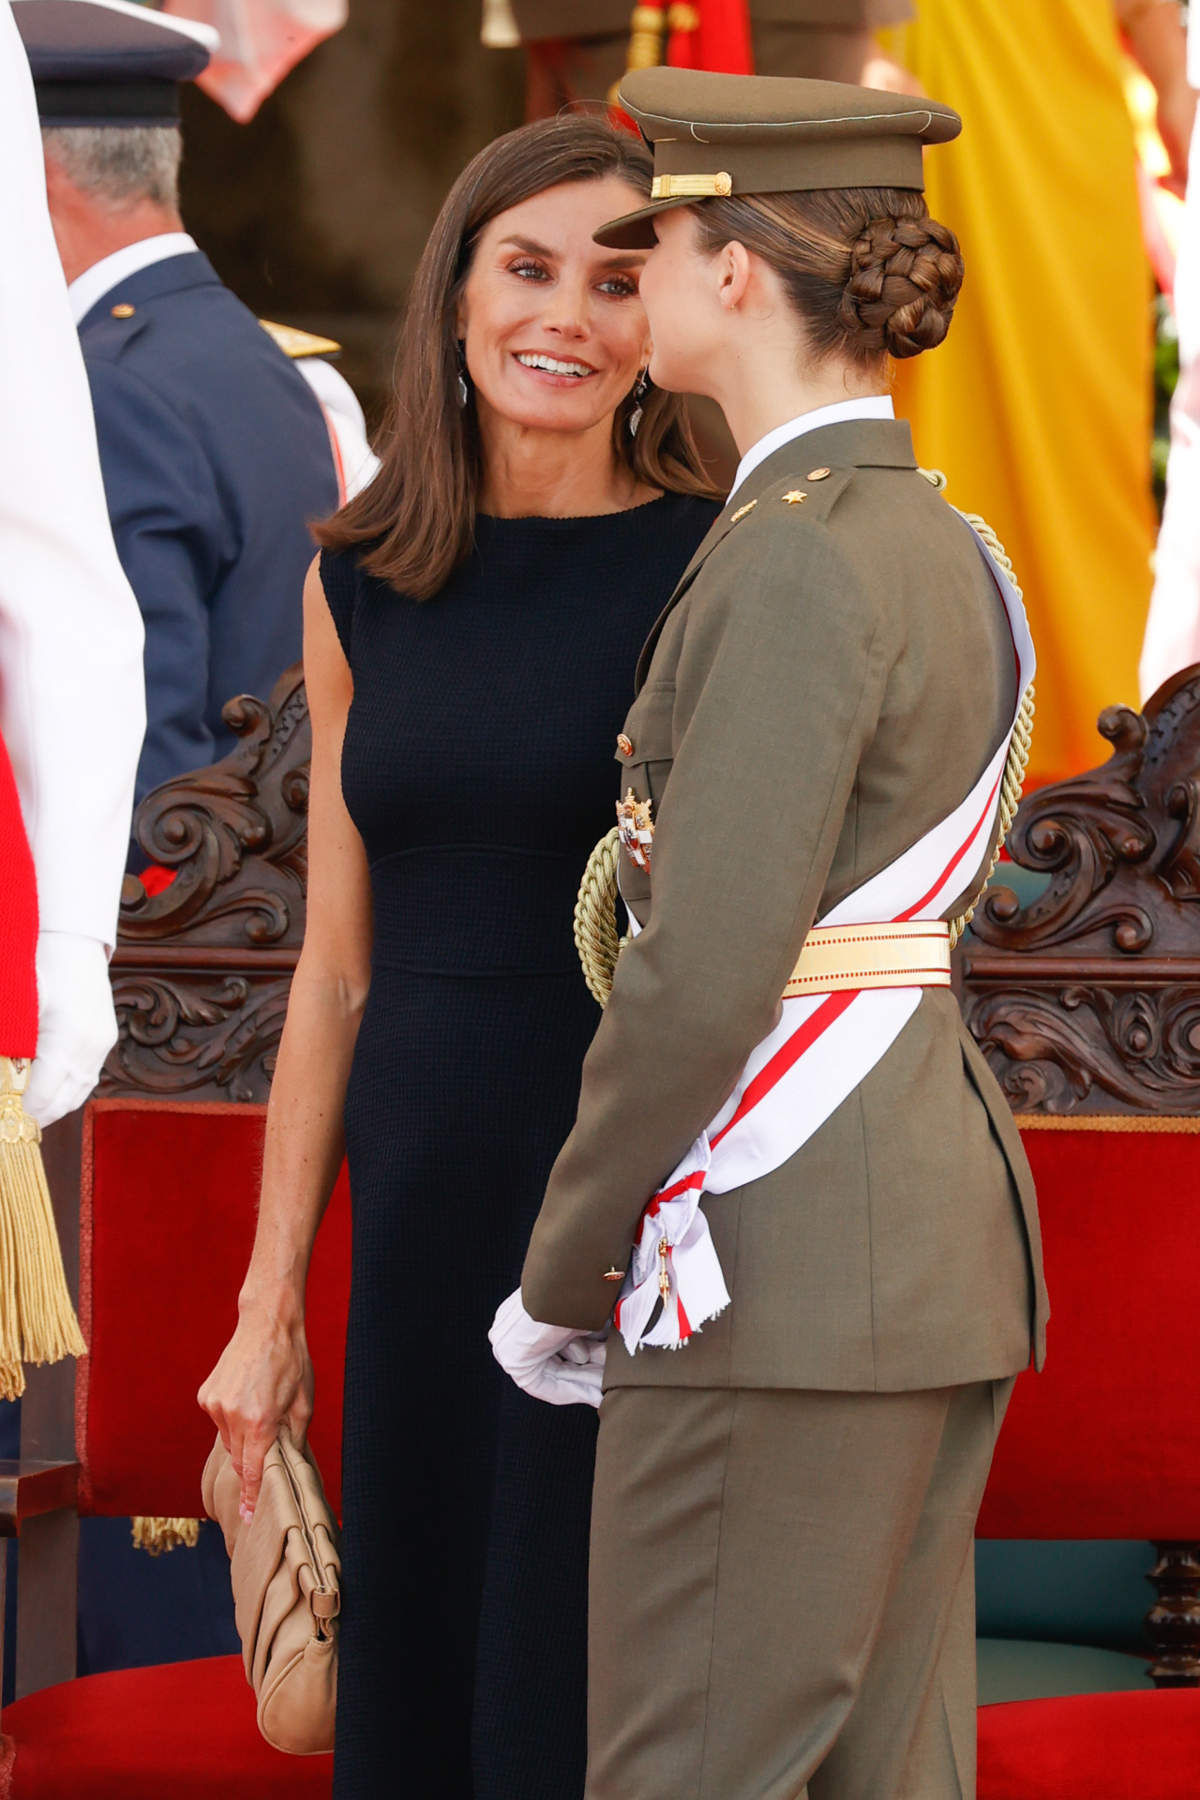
xmin=710 ymin=989 xmax=858 ymax=1150
xmin=896 ymin=764 xmax=1003 ymax=924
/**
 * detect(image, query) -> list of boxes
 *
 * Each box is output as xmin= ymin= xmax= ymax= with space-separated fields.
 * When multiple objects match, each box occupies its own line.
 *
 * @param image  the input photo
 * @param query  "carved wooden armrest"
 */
xmin=0 ymin=1459 xmax=79 ymax=1538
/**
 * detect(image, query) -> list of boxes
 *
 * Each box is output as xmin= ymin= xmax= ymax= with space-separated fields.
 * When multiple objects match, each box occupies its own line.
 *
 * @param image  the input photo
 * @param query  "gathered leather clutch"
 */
xmin=202 ymin=1427 xmax=340 ymax=1755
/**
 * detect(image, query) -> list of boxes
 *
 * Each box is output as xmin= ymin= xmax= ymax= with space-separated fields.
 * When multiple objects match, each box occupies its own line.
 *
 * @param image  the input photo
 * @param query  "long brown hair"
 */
xmin=694 ymin=187 xmax=963 ymax=370
xmin=315 ymin=115 xmax=716 ymax=599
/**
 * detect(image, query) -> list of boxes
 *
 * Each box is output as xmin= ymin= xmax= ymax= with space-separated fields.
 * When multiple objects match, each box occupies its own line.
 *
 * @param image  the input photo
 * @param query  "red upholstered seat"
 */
xmin=974 ymin=1120 xmax=1200 ymax=1793
xmin=978 ymin=1689 xmax=1200 ymax=1799
xmin=0 ymin=1099 xmax=351 ymax=1797
xmin=3 ymin=1655 xmax=331 ymax=1798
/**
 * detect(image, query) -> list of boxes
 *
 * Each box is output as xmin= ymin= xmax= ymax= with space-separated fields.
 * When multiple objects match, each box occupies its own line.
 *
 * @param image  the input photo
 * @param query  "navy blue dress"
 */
xmin=319 ymin=493 xmax=719 ymax=1800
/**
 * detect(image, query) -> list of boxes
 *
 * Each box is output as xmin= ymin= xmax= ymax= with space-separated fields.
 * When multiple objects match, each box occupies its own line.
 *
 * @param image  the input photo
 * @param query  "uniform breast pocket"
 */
xmin=613 ymin=682 xmax=676 ymax=915
xmin=613 ymin=681 xmax=676 ymax=808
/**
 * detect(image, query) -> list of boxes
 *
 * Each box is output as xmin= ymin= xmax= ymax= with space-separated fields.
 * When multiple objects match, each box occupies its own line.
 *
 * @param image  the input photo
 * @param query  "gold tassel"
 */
xmin=609 ymin=2 xmax=667 ymax=103
xmin=0 ymin=1057 xmax=86 ymax=1400
xmin=131 ymin=1516 xmax=201 ymax=1556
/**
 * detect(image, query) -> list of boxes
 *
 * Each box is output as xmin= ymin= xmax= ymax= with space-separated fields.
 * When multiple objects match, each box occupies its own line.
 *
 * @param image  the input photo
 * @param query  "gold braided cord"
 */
xmin=943 ymin=502 xmax=1035 ymax=950
xmin=574 ymin=828 xmax=623 ymax=1007
xmin=573 ymin=491 xmax=1035 ymax=1004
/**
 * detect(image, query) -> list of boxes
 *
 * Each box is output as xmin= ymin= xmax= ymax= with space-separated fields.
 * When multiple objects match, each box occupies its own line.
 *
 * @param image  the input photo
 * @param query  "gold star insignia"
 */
xmin=782 ymin=490 xmax=808 ymax=504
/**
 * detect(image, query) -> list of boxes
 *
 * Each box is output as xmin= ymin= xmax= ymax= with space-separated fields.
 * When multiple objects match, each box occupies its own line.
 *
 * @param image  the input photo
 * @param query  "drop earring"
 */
xmin=456 ymin=343 xmax=470 ymax=409
xmin=629 ymin=369 xmax=648 ymax=438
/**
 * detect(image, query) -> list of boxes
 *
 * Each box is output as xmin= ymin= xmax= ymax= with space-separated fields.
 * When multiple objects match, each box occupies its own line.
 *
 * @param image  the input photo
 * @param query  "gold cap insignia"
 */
xmin=650 ymin=170 xmax=732 ymax=201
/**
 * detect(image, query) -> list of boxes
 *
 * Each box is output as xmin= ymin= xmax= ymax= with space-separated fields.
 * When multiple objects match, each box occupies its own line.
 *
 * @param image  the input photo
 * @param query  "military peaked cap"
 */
xmin=596 ymin=67 xmax=962 ymax=249
xmin=13 ymin=0 xmax=215 ymax=127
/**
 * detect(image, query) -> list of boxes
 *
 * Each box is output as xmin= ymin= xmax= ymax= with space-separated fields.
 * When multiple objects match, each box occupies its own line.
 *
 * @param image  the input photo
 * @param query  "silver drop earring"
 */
xmin=629 ymin=369 xmax=649 ymax=438
xmin=456 ymin=343 xmax=470 ymax=409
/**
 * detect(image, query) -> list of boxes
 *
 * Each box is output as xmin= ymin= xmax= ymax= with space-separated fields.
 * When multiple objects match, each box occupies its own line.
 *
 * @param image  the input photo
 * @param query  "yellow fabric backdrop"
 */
xmin=880 ymin=0 xmax=1156 ymax=785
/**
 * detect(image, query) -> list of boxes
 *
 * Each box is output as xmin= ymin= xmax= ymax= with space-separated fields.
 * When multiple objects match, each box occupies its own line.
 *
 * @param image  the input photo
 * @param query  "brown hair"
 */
xmin=315 ymin=115 xmax=716 ymax=598
xmin=693 ymin=186 xmax=963 ymax=370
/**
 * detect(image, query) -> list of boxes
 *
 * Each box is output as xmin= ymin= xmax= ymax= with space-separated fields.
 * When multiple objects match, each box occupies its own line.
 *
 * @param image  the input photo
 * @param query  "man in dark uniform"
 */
xmin=14 ymin=0 xmax=342 ymax=808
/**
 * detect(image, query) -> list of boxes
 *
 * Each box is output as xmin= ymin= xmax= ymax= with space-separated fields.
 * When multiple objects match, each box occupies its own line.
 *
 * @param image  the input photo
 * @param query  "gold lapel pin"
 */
xmin=602 ymin=1266 xmax=625 ymax=1283
xmin=807 ymin=466 xmax=831 ymax=480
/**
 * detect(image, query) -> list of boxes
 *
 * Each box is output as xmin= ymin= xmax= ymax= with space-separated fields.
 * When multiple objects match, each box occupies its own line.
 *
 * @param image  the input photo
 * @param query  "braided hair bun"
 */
xmin=839 ymin=214 xmax=963 ymax=359
xmin=693 ymin=186 xmax=964 ymax=368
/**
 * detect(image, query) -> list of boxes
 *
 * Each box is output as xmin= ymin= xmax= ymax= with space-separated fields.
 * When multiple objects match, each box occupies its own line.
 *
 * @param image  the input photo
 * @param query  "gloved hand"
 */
xmin=489 ymin=1288 xmax=606 ymax=1408
xmin=24 ymin=932 xmax=116 ymax=1128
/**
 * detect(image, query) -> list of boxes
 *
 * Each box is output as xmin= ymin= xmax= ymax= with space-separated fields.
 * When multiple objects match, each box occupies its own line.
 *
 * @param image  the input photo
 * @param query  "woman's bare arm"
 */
xmin=198 ymin=554 xmax=373 ymax=1512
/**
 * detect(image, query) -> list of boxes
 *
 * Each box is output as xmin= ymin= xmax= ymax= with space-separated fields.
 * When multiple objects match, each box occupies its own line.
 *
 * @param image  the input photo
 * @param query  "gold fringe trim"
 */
xmin=0 ymin=1058 xmax=86 ymax=1400
xmin=574 ymin=489 xmax=1035 ymax=1007
xmin=1014 ymin=1113 xmax=1200 ymax=1133
xmin=131 ymin=1516 xmax=201 ymax=1555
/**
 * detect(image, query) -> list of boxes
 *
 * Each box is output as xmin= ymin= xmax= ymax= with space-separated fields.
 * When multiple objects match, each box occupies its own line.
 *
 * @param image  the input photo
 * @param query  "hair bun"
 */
xmin=838 ymin=215 xmax=963 ymax=360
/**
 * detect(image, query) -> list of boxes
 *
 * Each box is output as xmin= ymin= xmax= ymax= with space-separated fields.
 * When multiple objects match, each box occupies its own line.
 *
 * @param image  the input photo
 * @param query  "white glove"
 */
xmin=489 ymin=1288 xmax=606 ymax=1408
xmin=24 ymin=932 xmax=116 ymax=1128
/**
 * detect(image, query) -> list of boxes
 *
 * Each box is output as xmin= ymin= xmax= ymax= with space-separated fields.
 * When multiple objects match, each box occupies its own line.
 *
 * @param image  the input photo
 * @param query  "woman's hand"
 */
xmin=198 ymin=1299 xmax=314 ymax=1520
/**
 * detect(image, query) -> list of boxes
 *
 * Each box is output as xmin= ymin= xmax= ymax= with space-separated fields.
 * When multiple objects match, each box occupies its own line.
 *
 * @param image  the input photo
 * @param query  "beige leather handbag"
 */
xmin=202 ymin=1428 xmax=340 ymax=1755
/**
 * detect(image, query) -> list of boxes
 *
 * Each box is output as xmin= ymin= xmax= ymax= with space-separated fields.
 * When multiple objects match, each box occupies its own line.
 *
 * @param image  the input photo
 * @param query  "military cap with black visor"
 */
xmin=596 ymin=65 xmax=962 ymax=248
xmin=13 ymin=0 xmax=214 ymax=126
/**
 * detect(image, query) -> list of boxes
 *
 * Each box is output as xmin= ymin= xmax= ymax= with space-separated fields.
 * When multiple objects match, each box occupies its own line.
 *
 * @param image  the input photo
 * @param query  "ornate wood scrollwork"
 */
xmin=99 ymin=666 xmax=310 ymax=1103
xmin=960 ymin=665 xmax=1200 ymax=1116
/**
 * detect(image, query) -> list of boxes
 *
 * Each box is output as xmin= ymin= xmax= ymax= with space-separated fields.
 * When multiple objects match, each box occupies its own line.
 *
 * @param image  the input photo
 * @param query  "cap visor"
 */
xmin=593 ymin=195 xmax=695 ymax=250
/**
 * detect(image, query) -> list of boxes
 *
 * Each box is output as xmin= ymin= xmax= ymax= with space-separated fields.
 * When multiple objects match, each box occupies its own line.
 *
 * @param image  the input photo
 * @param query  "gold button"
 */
xmin=111 ymin=303 xmax=136 ymax=319
xmin=807 ymin=466 xmax=831 ymax=480
xmin=782 ymin=490 xmax=807 ymax=505
xmin=617 ymin=733 xmax=634 ymax=757
xmin=602 ymin=1267 xmax=626 ymax=1283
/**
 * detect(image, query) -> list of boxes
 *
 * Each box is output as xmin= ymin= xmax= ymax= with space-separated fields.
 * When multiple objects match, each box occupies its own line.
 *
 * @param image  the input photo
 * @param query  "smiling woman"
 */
xmin=199 ymin=113 xmax=720 ymax=1800
xmin=314 ymin=115 xmax=715 ymax=597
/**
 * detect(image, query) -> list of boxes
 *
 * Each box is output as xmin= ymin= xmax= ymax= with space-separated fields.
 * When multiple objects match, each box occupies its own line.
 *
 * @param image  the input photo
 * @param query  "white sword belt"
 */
xmin=783 ymin=920 xmax=952 ymax=998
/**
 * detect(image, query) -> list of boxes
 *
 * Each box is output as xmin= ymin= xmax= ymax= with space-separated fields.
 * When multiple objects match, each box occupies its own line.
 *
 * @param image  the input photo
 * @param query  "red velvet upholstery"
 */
xmin=978 ymin=1689 xmax=1200 ymax=1798
xmin=979 ymin=1122 xmax=1200 ymax=1539
xmin=78 ymin=1099 xmax=351 ymax=1518
xmin=1 ymin=1656 xmax=331 ymax=1798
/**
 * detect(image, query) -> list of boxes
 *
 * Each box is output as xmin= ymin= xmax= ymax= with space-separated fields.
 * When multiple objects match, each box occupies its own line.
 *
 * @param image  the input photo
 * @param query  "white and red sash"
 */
xmin=614 ymin=524 xmax=1035 ymax=1354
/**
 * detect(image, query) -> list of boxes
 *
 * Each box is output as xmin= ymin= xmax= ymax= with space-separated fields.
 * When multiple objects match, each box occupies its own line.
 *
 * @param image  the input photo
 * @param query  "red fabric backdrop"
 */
xmin=978 ymin=1123 xmax=1200 ymax=1541
xmin=78 ymin=1099 xmax=351 ymax=1520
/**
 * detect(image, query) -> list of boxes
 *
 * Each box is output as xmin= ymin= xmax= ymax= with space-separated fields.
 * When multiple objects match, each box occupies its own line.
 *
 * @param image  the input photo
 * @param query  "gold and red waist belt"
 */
xmin=783 ymin=921 xmax=952 ymax=999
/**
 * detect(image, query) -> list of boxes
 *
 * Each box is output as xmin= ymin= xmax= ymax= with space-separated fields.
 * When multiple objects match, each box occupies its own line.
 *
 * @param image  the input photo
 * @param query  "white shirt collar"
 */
xmin=67 ymin=232 xmax=199 ymax=327
xmin=729 ymin=394 xmax=896 ymax=499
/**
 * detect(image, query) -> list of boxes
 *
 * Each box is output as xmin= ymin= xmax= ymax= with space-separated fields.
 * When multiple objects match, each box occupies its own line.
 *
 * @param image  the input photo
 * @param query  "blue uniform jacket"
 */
xmin=78 ymin=251 xmax=339 ymax=805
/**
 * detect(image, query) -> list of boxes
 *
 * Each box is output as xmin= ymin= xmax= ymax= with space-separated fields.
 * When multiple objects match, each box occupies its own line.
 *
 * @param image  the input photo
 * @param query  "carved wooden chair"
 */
xmin=3 ymin=660 xmax=1200 ymax=1794
xmin=962 ymin=665 xmax=1200 ymax=1796
xmin=0 ymin=668 xmax=343 ymax=1796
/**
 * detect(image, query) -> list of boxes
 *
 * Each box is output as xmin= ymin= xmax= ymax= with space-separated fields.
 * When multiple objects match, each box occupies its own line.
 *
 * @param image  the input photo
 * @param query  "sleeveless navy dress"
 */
xmin=319 ymin=493 xmax=718 ymax=1800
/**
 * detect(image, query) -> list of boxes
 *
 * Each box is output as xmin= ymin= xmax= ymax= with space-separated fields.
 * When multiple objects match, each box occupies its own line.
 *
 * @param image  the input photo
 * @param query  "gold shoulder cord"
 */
xmin=573 ymin=476 xmax=1035 ymax=1007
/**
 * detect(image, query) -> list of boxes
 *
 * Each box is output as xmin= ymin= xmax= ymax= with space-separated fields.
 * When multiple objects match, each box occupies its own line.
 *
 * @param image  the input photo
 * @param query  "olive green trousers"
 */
xmin=585 ymin=1378 xmax=1014 ymax=1800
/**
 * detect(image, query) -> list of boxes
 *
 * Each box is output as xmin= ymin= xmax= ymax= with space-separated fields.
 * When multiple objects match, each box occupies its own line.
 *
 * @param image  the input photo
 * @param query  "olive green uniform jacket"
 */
xmin=522 ymin=418 xmax=1048 ymax=1393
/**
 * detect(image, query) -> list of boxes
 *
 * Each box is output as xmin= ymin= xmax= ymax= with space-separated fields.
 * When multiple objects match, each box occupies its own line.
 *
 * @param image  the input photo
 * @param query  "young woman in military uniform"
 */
xmin=495 ymin=71 xmax=1047 ymax=1800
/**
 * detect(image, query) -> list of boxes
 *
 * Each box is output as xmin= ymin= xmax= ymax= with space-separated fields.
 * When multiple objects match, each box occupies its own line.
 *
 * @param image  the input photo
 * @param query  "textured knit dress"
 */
xmin=319 ymin=491 xmax=719 ymax=1800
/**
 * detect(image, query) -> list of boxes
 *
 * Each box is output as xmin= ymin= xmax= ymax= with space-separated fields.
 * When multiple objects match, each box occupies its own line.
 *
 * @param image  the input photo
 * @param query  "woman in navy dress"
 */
xmin=200 ymin=115 xmax=719 ymax=1799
